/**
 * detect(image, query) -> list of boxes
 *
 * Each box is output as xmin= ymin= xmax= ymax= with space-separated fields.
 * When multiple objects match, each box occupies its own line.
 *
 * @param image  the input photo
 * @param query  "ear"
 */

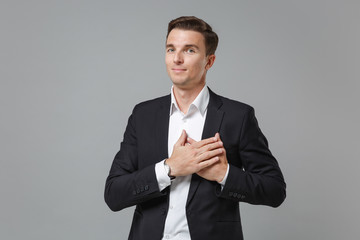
xmin=205 ymin=54 xmax=216 ymax=70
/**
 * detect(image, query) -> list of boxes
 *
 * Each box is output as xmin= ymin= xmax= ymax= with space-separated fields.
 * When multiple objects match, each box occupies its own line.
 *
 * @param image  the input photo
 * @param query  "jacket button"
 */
xmin=136 ymin=189 xmax=140 ymax=194
xmin=144 ymin=185 xmax=149 ymax=191
xmin=229 ymin=192 xmax=233 ymax=197
xmin=140 ymin=186 xmax=144 ymax=192
xmin=233 ymin=192 xmax=238 ymax=197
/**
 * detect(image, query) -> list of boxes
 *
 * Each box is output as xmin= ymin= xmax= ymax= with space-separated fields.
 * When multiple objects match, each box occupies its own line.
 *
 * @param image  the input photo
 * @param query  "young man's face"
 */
xmin=165 ymin=29 xmax=215 ymax=91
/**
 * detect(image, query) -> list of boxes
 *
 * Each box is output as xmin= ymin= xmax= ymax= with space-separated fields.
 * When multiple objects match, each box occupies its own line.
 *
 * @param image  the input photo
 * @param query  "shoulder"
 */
xmin=221 ymin=95 xmax=253 ymax=111
xmin=209 ymin=89 xmax=254 ymax=115
xmin=132 ymin=94 xmax=170 ymax=115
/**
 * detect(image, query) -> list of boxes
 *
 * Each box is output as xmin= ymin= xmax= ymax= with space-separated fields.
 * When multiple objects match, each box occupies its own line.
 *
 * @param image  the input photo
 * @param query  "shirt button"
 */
xmin=165 ymin=235 xmax=170 ymax=239
xmin=169 ymin=205 xmax=173 ymax=209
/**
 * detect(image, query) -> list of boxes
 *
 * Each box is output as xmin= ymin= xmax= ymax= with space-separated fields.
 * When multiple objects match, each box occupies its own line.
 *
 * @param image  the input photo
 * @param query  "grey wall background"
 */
xmin=1 ymin=0 xmax=359 ymax=239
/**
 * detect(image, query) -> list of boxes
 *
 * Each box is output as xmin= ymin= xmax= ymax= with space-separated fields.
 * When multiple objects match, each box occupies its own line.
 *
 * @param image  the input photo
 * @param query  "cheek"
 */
xmin=165 ymin=56 xmax=171 ymax=66
xmin=193 ymin=60 xmax=207 ymax=75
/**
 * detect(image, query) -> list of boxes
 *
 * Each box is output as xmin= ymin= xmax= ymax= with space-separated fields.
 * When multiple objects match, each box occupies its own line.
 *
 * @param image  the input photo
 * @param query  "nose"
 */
xmin=173 ymin=51 xmax=184 ymax=64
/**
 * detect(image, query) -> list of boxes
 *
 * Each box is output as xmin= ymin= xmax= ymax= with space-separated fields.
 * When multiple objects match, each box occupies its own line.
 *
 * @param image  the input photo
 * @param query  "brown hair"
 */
xmin=167 ymin=16 xmax=219 ymax=56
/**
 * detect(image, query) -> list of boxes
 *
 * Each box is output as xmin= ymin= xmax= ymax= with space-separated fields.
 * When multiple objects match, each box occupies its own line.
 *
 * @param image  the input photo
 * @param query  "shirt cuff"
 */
xmin=155 ymin=159 xmax=171 ymax=191
xmin=218 ymin=164 xmax=230 ymax=189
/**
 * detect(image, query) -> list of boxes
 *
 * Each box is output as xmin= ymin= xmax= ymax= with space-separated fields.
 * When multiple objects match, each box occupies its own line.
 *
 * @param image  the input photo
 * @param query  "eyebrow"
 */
xmin=185 ymin=44 xmax=200 ymax=50
xmin=166 ymin=44 xmax=200 ymax=50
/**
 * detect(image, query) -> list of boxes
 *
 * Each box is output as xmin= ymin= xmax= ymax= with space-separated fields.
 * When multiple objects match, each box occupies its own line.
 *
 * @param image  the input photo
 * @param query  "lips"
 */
xmin=172 ymin=68 xmax=187 ymax=72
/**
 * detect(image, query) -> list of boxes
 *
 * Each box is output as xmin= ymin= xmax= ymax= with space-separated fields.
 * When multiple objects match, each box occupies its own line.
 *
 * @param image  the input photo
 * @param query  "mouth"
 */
xmin=172 ymin=68 xmax=187 ymax=73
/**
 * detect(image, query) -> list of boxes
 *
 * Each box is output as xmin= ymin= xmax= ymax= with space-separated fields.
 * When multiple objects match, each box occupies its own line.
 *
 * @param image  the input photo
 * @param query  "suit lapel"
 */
xmin=156 ymin=95 xmax=171 ymax=160
xmin=201 ymin=88 xmax=224 ymax=139
xmin=187 ymin=88 xmax=224 ymax=205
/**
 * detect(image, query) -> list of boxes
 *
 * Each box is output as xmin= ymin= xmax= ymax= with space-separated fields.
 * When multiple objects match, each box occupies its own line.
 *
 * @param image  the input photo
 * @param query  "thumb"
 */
xmin=186 ymin=136 xmax=196 ymax=145
xmin=175 ymin=130 xmax=187 ymax=146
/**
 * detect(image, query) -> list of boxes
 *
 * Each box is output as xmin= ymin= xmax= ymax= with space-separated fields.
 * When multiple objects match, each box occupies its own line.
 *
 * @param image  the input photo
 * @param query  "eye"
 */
xmin=167 ymin=48 xmax=174 ymax=53
xmin=186 ymin=49 xmax=195 ymax=53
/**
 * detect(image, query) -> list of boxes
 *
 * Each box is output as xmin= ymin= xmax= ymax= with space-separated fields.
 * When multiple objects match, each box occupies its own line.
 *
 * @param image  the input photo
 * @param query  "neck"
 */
xmin=173 ymin=83 xmax=205 ymax=114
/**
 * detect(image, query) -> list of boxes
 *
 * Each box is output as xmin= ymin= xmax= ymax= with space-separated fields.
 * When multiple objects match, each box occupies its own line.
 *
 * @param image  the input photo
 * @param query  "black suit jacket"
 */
xmin=105 ymin=88 xmax=286 ymax=240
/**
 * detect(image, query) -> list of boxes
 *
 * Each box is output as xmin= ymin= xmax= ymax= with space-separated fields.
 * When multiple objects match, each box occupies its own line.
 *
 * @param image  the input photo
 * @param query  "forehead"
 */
xmin=166 ymin=29 xmax=205 ymax=48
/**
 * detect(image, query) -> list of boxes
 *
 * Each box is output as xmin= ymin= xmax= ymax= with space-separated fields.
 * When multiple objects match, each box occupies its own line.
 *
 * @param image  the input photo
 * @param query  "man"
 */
xmin=105 ymin=16 xmax=286 ymax=240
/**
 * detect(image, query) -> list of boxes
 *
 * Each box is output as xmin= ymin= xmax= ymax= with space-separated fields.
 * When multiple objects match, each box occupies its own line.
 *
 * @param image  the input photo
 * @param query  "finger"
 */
xmin=197 ymin=148 xmax=223 ymax=162
xmin=198 ymin=156 xmax=220 ymax=169
xmin=215 ymin=133 xmax=224 ymax=148
xmin=215 ymin=132 xmax=220 ymax=140
xmin=175 ymin=130 xmax=187 ymax=146
xmin=191 ymin=136 xmax=217 ymax=149
xmin=197 ymin=141 xmax=223 ymax=155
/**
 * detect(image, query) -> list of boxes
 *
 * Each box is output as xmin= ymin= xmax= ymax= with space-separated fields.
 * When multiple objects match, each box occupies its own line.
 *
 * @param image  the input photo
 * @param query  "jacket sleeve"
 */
xmin=217 ymin=107 xmax=286 ymax=207
xmin=104 ymin=107 xmax=167 ymax=211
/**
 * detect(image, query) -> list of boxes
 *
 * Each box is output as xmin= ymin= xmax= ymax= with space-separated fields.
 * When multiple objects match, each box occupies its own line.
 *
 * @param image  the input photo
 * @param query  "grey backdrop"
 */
xmin=1 ymin=0 xmax=359 ymax=239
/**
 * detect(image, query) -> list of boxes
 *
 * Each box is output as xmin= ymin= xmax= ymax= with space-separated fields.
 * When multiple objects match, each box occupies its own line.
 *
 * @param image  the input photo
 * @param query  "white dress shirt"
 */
xmin=155 ymin=85 xmax=229 ymax=240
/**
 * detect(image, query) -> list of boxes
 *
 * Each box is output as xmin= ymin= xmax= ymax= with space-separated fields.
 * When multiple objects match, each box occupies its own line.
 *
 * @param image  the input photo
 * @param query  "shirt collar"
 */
xmin=170 ymin=85 xmax=209 ymax=116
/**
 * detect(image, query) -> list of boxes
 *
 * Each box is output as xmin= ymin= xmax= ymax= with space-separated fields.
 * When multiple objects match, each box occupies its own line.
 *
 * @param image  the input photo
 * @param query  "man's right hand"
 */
xmin=165 ymin=130 xmax=224 ymax=177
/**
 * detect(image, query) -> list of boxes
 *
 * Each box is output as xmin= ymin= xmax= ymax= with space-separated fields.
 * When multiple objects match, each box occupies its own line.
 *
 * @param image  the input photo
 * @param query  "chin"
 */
xmin=170 ymin=77 xmax=187 ymax=86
